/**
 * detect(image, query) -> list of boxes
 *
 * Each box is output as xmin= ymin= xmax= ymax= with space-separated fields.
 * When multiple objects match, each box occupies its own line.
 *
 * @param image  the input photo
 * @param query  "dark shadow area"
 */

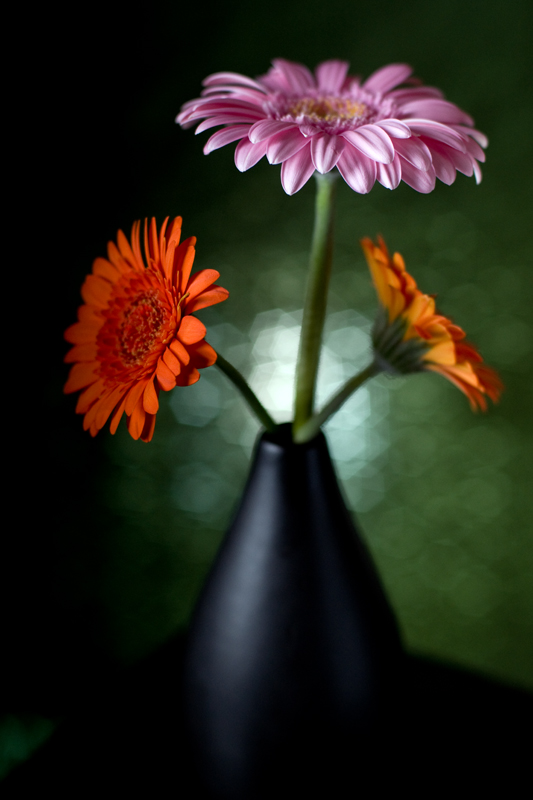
xmin=3 ymin=632 xmax=531 ymax=796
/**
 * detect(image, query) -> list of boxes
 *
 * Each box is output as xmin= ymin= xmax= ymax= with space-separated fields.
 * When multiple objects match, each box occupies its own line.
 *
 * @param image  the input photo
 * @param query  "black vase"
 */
xmin=182 ymin=423 xmax=403 ymax=798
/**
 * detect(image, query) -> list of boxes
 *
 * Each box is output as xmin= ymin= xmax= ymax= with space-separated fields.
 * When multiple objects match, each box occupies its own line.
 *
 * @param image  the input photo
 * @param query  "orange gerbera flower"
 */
xmin=64 ymin=217 xmax=229 ymax=442
xmin=361 ymin=236 xmax=503 ymax=411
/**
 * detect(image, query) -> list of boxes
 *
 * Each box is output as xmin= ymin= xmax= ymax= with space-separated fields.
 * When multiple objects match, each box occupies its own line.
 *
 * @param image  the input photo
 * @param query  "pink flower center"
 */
xmin=265 ymin=90 xmax=398 ymax=134
xmin=286 ymin=96 xmax=368 ymax=123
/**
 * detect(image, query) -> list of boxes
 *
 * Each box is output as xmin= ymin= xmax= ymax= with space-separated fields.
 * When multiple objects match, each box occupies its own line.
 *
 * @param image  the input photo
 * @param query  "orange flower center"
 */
xmin=286 ymin=96 xmax=368 ymax=122
xmin=119 ymin=290 xmax=167 ymax=366
xmin=96 ymin=275 xmax=176 ymax=383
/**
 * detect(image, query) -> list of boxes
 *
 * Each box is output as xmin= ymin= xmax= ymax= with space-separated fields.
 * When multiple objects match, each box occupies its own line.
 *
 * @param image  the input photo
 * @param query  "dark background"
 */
xmin=4 ymin=0 xmax=532 ymax=776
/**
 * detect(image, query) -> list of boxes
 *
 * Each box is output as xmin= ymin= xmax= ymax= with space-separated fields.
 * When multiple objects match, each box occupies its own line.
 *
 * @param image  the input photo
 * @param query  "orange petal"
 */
xmin=75 ymin=378 xmax=106 ymax=414
xmin=178 ymin=315 xmax=206 ymax=345
xmin=140 ymin=413 xmax=157 ymax=443
xmin=162 ymin=347 xmax=182 ymax=375
xmin=117 ymin=228 xmax=140 ymax=270
xmin=163 ymin=237 xmax=177 ymax=283
xmin=130 ymin=220 xmax=144 ymax=270
xmin=156 ymin=357 xmax=177 ymax=391
xmin=82 ymin=394 xmax=104 ymax=432
xmin=158 ymin=217 xmax=170 ymax=267
xmin=441 ymin=363 xmax=480 ymax=388
xmin=178 ymin=242 xmax=196 ymax=294
xmin=81 ymin=274 xmax=114 ymax=309
xmin=169 ymin=338 xmax=190 ymax=365
xmin=64 ymin=363 xmax=99 ymax=394
xmin=404 ymin=293 xmax=434 ymax=327
xmin=127 ymin=402 xmax=146 ymax=440
xmin=175 ymin=367 xmax=200 ymax=387
xmin=167 ymin=217 xmax=182 ymax=250
xmin=107 ymin=240 xmax=131 ymax=273
xmin=125 ymin=380 xmax=148 ymax=415
xmin=186 ymin=269 xmax=220 ymax=298
xmin=184 ymin=285 xmax=230 ymax=314
xmin=190 ymin=341 xmax=217 ymax=368
xmin=95 ymin=385 xmax=126 ymax=430
xmin=92 ymin=257 xmax=121 ymax=283
xmin=64 ymin=321 xmax=101 ymax=345
xmin=78 ymin=305 xmax=102 ymax=324
xmin=145 ymin=217 xmax=160 ymax=267
xmin=64 ymin=343 xmax=98 ymax=363
xmin=424 ymin=340 xmax=456 ymax=366
xmin=428 ymin=365 xmax=485 ymax=410
xmin=143 ymin=379 xmax=159 ymax=414
xmin=109 ymin=393 xmax=128 ymax=435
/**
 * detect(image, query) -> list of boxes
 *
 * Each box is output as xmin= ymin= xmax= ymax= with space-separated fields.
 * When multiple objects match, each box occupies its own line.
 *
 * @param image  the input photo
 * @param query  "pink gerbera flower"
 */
xmin=177 ymin=59 xmax=487 ymax=195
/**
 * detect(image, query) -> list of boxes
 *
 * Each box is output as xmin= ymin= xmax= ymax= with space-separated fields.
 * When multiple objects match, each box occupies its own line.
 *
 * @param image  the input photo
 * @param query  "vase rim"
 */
xmin=260 ymin=422 xmax=325 ymax=450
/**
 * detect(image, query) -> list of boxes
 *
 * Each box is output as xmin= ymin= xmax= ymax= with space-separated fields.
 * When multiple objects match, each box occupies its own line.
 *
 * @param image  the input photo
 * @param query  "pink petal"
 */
xmin=269 ymin=59 xmax=316 ymax=93
xmin=446 ymin=148 xmax=475 ymax=177
xmin=377 ymin=154 xmax=402 ymax=190
xmin=203 ymin=71 xmax=265 ymax=91
xmin=200 ymin=86 xmax=266 ymax=105
xmin=280 ymin=144 xmax=315 ymax=195
xmin=399 ymin=99 xmax=473 ymax=126
xmin=315 ymin=60 xmax=350 ymax=93
xmin=177 ymin=113 xmax=197 ymax=129
xmin=402 ymin=119 xmax=467 ymax=151
xmin=423 ymin=143 xmax=457 ymax=185
xmin=363 ymin=63 xmax=413 ymax=93
xmin=374 ymin=119 xmax=412 ymax=139
xmin=341 ymin=124 xmax=394 ymax=164
xmin=399 ymin=157 xmax=436 ymax=193
xmin=195 ymin=114 xmax=262 ymax=134
xmin=249 ymin=119 xmax=297 ymax=143
xmin=298 ymin=123 xmax=323 ymax=137
xmin=311 ymin=133 xmax=346 ymax=173
xmin=393 ymin=137 xmax=433 ymax=171
xmin=336 ymin=146 xmax=377 ymax=194
xmin=234 ymin=138 xmax=268 ymax=171
xmin=184 ymin=99 xmax=265 ymax=121
xmin=425 ymin=139 xmax=478 ymax=179
xmin=389 ymin=87 xmax=444 ymax=102
xmin=464 ymin=136 xmax=486 ymax=163
xmin=473 ymin=161 xmax=483 ymax=184
xmin=454 ymin=126 xmax=488 ymax=148
xmin=267 ymin=128 xmax=308 ymax=165
xmin=203 ymin=125 xmax=250 ymax=154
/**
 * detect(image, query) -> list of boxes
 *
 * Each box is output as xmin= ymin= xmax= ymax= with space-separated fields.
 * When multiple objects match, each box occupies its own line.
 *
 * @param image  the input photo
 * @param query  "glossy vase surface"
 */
xmin=182 ymin=424 xmax=403 ymax=797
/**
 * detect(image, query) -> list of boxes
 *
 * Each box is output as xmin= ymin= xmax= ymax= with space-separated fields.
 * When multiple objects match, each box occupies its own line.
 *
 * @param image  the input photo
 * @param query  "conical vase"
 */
xmin=182 ymin=423 xmax=403 ymax=798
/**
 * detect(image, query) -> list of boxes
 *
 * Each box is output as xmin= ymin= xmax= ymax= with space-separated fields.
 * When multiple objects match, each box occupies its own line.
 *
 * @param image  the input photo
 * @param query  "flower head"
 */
xmin=64 ymin=217 xmax=229 ymax=441
xmin=178 ymin=59 xmax=487 ymax=195
xmin=362 ymin=236 xmax=502 ymax=411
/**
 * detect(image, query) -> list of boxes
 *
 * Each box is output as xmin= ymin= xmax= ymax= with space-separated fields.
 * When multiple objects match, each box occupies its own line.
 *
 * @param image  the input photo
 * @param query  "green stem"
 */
xmin=293 ymin=172 xmax=337 ymax=440
xmin=293 ymin=361 xmax=380 ymax=444
xmin=215 ymin=351 xmax=277 ymax=433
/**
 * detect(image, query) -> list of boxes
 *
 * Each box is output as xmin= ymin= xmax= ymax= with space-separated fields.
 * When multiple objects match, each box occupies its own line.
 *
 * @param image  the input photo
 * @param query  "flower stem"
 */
xmin=293 ymin=172 xmax=337 ymax=440
xmin=293 ymin=361 xmax=380 ymax=444
xmin=215 ymin=351 xmax=277 ymax=433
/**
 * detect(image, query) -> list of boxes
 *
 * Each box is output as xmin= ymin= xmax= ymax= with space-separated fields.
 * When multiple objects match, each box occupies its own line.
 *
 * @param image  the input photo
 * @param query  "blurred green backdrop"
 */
xmin=4 ymin=0 xmax=532 ymax=777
